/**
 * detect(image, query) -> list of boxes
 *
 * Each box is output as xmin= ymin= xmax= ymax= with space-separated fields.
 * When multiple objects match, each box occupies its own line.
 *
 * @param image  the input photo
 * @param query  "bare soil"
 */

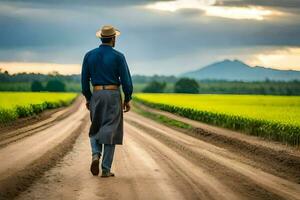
xmin=1 ymin=98 xmax=300 ymax=200
xmin=0 ymin=95 xmax=83 ymax=148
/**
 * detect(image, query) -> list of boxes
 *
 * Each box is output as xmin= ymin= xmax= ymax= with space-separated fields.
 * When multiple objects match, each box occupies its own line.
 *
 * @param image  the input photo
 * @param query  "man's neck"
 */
xmin=101 ymin=43 xmax=113 ymax=47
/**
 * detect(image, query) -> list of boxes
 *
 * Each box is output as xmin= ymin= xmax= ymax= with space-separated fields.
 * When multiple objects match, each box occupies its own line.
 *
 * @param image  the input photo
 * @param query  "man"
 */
xmin=81 ymin=25 xmax=133 ymax=178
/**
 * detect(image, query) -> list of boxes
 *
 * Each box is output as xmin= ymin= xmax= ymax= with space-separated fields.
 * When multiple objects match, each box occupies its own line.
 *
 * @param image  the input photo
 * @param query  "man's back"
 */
xmin=85 ymin=44 xmax=124 ymax=86
xmin=82 ymin=44 xmax=133 ymax=103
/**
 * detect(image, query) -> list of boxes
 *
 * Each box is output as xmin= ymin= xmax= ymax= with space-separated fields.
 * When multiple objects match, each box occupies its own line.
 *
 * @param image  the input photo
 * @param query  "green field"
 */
xmin=134 ymin=93 xmax=300 ymax=145
xmin=0 ymin=92 xmax=78 ymax=123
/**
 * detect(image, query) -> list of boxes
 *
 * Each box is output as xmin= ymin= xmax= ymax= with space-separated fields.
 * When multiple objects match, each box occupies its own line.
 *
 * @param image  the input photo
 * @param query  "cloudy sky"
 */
xmin=0 ymin=0 xmax=300 ymax=75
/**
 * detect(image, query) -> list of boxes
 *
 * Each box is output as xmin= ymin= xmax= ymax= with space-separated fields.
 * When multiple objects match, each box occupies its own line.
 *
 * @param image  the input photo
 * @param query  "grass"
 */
xmin=0 ymin=92 xmax=78 ymax=123
xmin=133 ymin=93 xmax=300 ymax=146
xmin=132 ymin=102 xmax=193 ymax=130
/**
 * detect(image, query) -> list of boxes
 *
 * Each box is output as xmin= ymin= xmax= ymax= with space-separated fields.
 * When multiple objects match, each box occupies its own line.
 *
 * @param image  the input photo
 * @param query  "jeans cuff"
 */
xmin=92 ymin=153 xmax=101 ymax=157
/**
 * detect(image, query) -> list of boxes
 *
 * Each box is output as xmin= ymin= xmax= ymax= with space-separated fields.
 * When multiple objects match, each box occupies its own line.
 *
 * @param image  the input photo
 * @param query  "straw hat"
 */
xmin=96 ymin=25 xmax=121 ymax=38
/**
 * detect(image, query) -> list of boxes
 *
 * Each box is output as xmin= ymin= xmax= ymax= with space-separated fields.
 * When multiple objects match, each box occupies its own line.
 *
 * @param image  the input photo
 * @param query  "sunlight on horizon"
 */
xmin=145 ymin=0 xmax=282 ymax=20
xmin=1 ymin=47 xmax=300 ymax=75
xmin=248 ymin=48 xmax=300 ymax=70
xmin=0 ymin=62 xmax=81 ymax=75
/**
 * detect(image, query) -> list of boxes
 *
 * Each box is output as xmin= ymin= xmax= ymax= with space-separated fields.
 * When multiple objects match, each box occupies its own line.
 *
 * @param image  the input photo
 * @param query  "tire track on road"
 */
xmin=126 ymin=112 xmax=300 ymax=200
xmin=0 ymin=100 xmax=89 ymax=200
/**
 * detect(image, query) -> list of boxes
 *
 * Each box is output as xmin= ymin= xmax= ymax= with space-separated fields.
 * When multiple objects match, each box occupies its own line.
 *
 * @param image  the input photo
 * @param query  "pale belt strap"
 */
xmin=93 ymin=85 xmax=119 ymax=92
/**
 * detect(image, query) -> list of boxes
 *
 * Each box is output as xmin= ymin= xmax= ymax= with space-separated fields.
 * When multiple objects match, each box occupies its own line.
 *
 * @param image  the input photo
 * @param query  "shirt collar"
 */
xmin=99 ymin=43 xmax=113 ymax=48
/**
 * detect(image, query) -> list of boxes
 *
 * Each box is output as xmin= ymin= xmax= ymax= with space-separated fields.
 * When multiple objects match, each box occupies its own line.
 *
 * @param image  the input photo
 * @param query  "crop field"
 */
xmin=0 ymin=92 xmax=78 ymax=123
xmin=134 ymin=93 xmax=300 ymax=146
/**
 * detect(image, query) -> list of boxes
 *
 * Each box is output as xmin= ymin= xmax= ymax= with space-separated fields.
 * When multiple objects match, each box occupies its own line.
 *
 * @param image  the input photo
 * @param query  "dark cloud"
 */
xmin=2 ymin=11 xmax=300 ymax=64
xmin=0 ymin=0 xmax=300 ymax=74
xmin=177 ymin=8 xmax=206 ymax=17
xmin=0 ymin=0 xmax=172 ymax=8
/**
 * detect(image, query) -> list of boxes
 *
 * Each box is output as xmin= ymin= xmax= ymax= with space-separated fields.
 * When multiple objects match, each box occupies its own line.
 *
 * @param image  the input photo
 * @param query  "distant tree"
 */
xmin=174 ymin=78 xmax=199 ymax=93
xmin=45 ymin=79 xmax=66 ymax=92
xmin=48 ymin=71 xmax=60 ymax=76
xmin=142 ymin=81 xmax=166 ymax=93
xmin=31 ymin=80 xmax=44 ymax=92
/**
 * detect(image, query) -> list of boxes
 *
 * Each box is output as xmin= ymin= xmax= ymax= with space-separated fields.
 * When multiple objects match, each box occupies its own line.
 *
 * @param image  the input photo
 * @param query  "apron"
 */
xmin=88 ymin=89 xmax=123 ymax=144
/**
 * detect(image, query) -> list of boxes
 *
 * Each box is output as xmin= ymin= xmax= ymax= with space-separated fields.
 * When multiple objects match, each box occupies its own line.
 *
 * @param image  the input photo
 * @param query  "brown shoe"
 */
xmin=90 ymin=155 xmax=100 ymax=176
xmin=101 ymin=171 xmax=115 ymax=178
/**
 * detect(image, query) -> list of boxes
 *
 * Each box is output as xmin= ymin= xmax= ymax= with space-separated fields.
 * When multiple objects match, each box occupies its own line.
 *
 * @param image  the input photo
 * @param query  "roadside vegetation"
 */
xmin=134 ymin=93 xmax=300 ymax=146
xmin=0 ymin=92 xmax=78 ymax=123
xmin=132 ymin=102 xmax=193 ymax=130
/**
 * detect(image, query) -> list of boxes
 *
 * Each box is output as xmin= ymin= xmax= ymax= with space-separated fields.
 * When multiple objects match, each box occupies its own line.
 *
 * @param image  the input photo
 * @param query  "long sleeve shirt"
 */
xmin=81 ymin=44 xmax=133 ymax=103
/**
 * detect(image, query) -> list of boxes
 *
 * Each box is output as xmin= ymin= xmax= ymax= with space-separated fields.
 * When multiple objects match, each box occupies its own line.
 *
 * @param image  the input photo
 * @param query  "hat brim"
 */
xmin=96 ymin=29 xmax=121 ymax=38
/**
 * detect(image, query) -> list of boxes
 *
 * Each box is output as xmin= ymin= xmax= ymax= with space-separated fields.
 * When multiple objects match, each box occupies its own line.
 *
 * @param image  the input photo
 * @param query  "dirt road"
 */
xmin=1 ymin=99 xmax=300 ymax=200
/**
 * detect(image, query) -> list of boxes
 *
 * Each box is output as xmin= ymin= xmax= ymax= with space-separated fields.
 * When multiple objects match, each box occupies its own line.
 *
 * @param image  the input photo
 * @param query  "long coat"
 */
xmin=88 ymin=89 xmax=123 ymax=145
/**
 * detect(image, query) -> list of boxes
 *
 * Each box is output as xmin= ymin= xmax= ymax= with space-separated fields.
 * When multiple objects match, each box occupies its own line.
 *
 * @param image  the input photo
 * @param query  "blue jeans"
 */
xmin=90 ymin=136 xmax=116 ymax=173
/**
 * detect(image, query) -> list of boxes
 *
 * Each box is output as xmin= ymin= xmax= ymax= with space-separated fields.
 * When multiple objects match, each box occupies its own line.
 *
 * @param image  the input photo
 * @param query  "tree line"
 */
xmin=0 ymin=70 xmax=68 ymax=92
xmin=31 ymin=80 xmax=66 ymax=92
xmin=141 ymin=78 xmax=300 ymax=95
xmin=0 ymin=70 xmax=299 ymax=95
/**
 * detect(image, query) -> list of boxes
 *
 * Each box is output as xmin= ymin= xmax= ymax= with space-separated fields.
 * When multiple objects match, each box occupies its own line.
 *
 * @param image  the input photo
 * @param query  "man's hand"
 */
xmin=86 ymin=101 xmax=90 ymax=110
xmin=123 ymin=101 xmax=131 ymax=112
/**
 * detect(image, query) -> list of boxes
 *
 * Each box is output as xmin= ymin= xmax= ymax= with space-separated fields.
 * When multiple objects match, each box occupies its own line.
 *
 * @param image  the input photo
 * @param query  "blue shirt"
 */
xmin=81 ymin=44 xmax=133 ymax=102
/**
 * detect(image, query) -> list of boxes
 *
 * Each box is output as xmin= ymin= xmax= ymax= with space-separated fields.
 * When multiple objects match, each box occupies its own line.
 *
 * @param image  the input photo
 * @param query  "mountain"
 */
xmin=181 ymin=59 xmax=300 ymax=81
